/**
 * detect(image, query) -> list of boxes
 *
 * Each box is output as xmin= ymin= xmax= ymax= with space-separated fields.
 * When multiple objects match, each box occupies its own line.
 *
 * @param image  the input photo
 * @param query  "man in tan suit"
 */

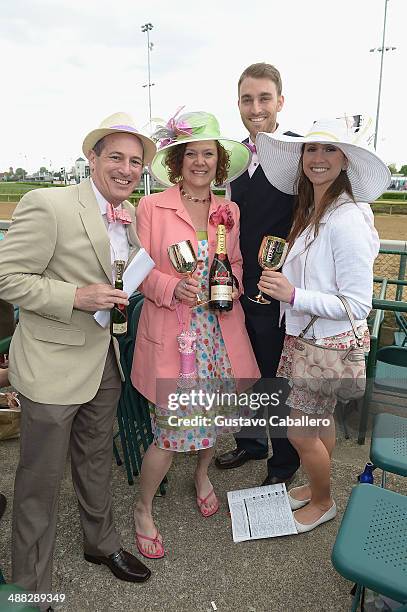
xmin=0 ymin=113 xmax=156 ymax=601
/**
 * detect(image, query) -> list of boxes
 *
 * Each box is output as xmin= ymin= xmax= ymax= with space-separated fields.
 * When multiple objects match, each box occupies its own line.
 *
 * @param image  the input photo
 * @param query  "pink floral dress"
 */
xmin=151 ymin=236 xmax=238 ymax=452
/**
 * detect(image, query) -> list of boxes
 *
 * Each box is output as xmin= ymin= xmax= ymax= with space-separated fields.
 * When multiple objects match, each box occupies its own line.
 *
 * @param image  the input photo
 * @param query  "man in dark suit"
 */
xmin=215 ymin=63 xmax=300 ymax=485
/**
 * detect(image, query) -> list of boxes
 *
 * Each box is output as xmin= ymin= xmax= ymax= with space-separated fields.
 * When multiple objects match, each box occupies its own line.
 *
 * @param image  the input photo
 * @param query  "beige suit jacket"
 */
xmin=0 ymin=178 xmax=140 ymax=404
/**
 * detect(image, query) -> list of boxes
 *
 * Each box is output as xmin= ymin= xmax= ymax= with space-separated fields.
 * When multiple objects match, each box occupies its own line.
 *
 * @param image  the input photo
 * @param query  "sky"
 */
xmin=1 ymin=0 xmax=406 ymax=174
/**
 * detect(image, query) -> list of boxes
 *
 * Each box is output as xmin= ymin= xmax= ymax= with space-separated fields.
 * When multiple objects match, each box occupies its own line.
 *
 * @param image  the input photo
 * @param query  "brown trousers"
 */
xmin=12 ymin=345 xmax=122 ymax=594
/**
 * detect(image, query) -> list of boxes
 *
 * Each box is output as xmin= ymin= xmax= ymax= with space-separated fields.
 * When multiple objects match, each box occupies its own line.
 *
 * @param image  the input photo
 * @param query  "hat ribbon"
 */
xmin=110 ymin=124 xmax=139 ymax=132
xmin=305 ymin=130 xmax=341 ymax=141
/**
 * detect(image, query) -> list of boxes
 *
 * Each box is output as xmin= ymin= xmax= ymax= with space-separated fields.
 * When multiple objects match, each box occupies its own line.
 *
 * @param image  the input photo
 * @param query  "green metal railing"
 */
xmin=374 ymin=245 xmax=406 ymax=302
xmin=0 ymin=336 xmax=11 ymax=356
xmin=358 ymin=272 xmax=407 ymax=444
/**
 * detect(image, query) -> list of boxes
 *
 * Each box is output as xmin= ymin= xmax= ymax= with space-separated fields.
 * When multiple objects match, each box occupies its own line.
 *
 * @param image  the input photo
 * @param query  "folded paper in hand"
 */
xmin=94 ymin=248 xmax=155 ymax=328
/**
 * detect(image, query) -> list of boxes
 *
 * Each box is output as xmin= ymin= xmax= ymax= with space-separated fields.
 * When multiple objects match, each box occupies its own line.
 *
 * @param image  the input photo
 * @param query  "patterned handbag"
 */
xmin=291 ymin=295 xmax=366 ymax=402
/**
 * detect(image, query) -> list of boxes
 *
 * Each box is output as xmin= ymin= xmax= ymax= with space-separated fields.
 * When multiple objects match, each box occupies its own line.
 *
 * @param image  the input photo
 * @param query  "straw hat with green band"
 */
xmin=149 ymin=109 xmax=251 ymax=187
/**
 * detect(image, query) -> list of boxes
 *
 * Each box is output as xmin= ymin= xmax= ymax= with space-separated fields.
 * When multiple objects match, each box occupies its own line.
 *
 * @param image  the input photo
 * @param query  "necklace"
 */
xmin=180 ymin=185 xmax=211 ymax=204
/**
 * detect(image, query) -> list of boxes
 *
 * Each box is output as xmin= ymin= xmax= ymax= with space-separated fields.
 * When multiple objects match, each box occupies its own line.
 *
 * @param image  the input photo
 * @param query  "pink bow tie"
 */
xmin=246 ymin=143 xmax=256 ymax=154
xmin=106 ymin=202 xmax=132 ymax=225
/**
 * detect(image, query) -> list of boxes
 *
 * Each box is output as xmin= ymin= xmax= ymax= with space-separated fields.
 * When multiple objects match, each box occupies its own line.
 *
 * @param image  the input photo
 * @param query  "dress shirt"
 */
xmin=90 ymin=178 xmax=129 ymax=268
xmin=225 ymin=124 xmax=285 ymax=199
xmin=246 ymin=136 xmax=259 ymax=178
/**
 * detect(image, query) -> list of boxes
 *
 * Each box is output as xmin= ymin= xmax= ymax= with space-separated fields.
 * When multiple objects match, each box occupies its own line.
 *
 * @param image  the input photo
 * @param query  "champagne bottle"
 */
xmin=111 ymin=260 xmax=127 ymax=337
xmin=209 ymin=224 xmax=233 ymax=311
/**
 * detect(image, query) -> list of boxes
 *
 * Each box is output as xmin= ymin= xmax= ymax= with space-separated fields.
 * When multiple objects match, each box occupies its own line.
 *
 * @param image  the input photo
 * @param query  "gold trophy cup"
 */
xmin=168 ymin=240 xmax=206 ymax=306
xmin=248 ymin=235 xmax=288 ymax=305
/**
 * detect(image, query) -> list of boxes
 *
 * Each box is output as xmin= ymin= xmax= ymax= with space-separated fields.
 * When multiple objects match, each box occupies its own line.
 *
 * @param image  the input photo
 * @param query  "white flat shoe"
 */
xmin=288 ymin=487 xmax=311 ymax=510
xmin=294 ymin=502 xmax=337 ymax=533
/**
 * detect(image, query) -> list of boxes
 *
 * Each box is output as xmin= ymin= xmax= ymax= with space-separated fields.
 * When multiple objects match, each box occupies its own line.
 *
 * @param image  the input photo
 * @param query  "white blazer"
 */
xmin=281 ymin=194 xmax=380 ymax=339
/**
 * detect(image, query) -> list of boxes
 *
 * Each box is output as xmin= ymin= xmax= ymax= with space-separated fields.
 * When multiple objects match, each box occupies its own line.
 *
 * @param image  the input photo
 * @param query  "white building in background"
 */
xmin=389 ymin=174 xmax=407 ymax=190
xmin=74 ymin=157 xmax=89 ymax=183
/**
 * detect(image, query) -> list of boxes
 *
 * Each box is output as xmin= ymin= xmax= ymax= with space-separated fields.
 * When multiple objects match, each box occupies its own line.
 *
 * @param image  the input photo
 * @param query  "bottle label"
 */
xmin=212 ymin=268 xmax=230 ymax=283
xmin=211 ymin=285 xmax=232 ymax=301
xmin=112 ymin=322 xmax=127 ymax=334
xmin=216 ymin=224 xmax=227 ymax=254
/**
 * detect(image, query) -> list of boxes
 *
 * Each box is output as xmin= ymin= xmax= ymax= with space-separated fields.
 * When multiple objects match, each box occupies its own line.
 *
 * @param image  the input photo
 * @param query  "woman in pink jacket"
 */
xmin=131 ymin=111 xmax=260 ymax=558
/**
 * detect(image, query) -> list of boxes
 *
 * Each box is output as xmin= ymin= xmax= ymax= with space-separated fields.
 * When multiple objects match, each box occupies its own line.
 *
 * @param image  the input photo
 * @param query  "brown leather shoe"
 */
xmin=215 ymin=448 xmax=268 ymax=470
xmin=261 ymin=474 xmax=296 ymax=487
xmin=84 ymin=548 xmax=151 ymax=583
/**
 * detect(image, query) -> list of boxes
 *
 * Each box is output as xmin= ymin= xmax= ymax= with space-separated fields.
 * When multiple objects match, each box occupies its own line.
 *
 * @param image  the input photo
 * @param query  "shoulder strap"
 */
xmin=298 ymin=295 xmax=364 ymax=342
xmin=298 ymin=315 xmax=319 ymax=338
xmin=336 ymin=295 xmax=364 ymax=340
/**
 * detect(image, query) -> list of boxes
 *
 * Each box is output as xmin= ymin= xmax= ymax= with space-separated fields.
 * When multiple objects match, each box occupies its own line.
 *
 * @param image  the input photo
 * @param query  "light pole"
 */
xmin=370 ymin=0 xmax=396 ymax=150
xmin=141 ymin=22 xmax=155 ymax=196
xmin=141 ymin=22 xmax=155 ymax=133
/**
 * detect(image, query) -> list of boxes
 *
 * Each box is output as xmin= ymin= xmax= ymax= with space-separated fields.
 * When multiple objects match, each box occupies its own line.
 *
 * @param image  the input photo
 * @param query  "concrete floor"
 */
xmin=1 ymin=413 xmax=406 ymax=612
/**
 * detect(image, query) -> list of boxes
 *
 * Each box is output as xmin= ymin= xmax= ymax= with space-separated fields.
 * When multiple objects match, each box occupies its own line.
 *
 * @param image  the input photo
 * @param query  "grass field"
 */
xmin=0 ymin=182 xmax=49 ymax=194
xmin=0 ymin=182 xmax=58 ymax=203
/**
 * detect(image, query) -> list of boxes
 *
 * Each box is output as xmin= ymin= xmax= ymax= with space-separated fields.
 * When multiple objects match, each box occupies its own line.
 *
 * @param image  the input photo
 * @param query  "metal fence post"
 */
xmin=143 ymin=167 xmax=151 ymax=196
xmin=396 ymin=253 xmax=406 ymax=301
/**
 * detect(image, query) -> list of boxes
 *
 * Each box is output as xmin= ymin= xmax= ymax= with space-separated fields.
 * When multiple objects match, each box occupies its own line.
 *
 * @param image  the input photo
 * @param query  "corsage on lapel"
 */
xmin=209 ymin=203 xmax=234 ymax=232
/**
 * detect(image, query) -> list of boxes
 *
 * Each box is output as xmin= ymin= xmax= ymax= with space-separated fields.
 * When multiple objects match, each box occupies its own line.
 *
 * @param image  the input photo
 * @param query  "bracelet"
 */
xmin=289 ymin=287 xmax=296 ymax=306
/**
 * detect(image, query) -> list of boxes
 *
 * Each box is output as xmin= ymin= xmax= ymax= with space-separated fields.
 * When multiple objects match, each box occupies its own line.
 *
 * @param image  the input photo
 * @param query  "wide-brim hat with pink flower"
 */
xmin=82 ymin=111 xmax=156 ymax=164
xmin=149 ymin=108 xmax=251 ymax=187
xmin=256 ymin=116 xmax=390 ymax=202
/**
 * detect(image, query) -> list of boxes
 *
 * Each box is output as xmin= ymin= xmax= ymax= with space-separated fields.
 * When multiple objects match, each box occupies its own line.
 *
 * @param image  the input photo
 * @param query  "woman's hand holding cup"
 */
xmin=174 ymin=273 xmax=200 ymax=306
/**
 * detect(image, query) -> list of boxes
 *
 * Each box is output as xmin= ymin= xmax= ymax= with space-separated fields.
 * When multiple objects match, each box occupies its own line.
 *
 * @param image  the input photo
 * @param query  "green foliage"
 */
xmin=399 ymin=165 xmax=407 ymax=176
xmin=388 ymin=163 xmax=398 ymax=174
xmin=377 ymin=191 xmax=407 ymax=201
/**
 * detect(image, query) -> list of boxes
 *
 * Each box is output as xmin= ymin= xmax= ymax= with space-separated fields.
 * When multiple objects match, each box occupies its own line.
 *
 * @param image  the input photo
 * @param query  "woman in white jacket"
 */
xmin=255 ymin=117 xmax=390 ymax=533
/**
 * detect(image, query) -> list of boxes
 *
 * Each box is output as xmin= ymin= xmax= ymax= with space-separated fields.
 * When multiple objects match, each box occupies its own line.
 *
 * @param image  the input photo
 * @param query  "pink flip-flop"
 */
xmin=135 ymin=530 xmax=165 ymax=559
xmin=196 ymin=488 xmax=219 ymax=518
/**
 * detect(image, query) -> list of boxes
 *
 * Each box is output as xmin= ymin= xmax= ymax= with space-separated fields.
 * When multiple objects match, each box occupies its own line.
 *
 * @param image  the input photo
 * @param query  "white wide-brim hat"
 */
xmin=149 ymin=110 xmax=251 ymax=187
xmin=256 ymin=117 xmax=391 ymax=202
xmin=82 ymin=112 xmax=156 ymax=164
